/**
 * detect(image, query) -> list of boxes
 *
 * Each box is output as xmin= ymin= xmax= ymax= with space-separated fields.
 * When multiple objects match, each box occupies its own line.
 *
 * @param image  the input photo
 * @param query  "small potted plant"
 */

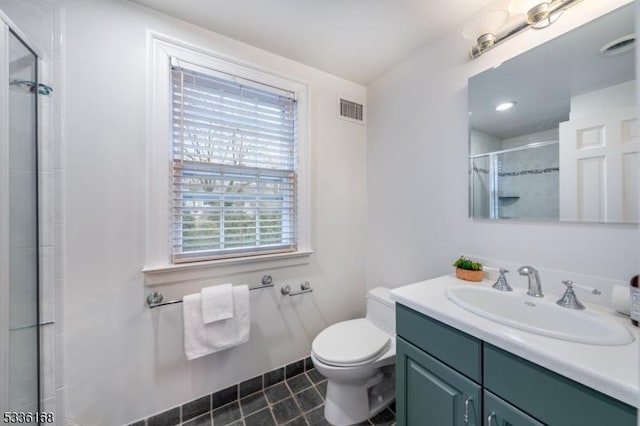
xmin=453 ymin=256 xmax=484 ymax=282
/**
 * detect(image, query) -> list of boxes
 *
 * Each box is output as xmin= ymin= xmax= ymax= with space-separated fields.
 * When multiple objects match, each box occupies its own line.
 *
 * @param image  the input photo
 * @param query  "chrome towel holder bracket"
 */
xmin=281 ymin=281 xmax=313 ymax=297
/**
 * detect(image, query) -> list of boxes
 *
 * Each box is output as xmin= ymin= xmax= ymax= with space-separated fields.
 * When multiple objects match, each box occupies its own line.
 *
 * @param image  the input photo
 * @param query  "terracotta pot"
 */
xmin=455 ymin=268 xmax=484 ymax=282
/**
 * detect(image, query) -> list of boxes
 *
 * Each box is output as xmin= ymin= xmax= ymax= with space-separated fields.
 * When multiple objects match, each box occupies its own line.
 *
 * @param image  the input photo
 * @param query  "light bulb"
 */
xmin=462 ymin=9 xmax=510 ymax=51
xmin=509 ymin=0 xmax=551 ymax=25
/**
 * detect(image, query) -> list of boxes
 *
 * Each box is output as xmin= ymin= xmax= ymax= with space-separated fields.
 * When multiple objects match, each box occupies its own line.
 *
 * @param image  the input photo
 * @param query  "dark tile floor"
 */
xmin=183 ymin=368 xmax=396 ymax=426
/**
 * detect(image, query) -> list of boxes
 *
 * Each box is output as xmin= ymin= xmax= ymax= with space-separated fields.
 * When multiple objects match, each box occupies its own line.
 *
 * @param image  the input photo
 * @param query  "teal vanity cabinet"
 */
xmin=396 ymin=303 xmax=637 ymax=426
xmin=396 ymin=304 xmax=482 ymax=425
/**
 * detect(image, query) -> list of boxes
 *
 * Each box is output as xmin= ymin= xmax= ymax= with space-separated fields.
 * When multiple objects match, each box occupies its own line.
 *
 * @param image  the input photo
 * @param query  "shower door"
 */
xmin=0 ymin=17 xmax=40 ymax=419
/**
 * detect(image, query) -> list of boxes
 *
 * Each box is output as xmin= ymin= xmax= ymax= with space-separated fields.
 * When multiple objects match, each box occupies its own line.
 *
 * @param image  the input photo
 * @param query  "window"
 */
xmin=145 ymin=35 xmax=310 ymax=274
xmin=171 ymin=60 xmax=298 ymax=262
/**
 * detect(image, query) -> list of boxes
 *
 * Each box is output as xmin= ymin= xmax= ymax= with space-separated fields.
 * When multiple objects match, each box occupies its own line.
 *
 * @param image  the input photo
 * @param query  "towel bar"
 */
xmin=280 ymin=281 xmax=313 ymax=297
xmin=147 ymin=274 xmax=274 ymax=308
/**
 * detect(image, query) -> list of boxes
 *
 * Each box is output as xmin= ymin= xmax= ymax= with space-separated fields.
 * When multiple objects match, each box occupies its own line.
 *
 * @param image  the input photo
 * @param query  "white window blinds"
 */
xmin=171 ymin=60 xmax=298 ymax=262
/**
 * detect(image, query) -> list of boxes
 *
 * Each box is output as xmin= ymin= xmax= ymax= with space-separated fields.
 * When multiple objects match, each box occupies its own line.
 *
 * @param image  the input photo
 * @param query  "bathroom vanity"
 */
xmin=390 ymin=275 xmax=639 ymax=426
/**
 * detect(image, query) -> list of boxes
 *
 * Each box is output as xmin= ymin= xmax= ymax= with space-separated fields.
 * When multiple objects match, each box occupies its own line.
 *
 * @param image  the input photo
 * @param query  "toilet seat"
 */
xmin=312 ymin=318 xmax=391 ymax=367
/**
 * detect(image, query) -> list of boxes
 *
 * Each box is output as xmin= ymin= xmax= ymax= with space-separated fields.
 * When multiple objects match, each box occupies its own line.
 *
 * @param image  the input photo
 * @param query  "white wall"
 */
xmin=570 ymin=80 xmax=636 ymax=120
xmin=469 ymin=128 xmax=501 ymax=155
xmin=55 ymin=0 xmax=367 ymax=424
xmin=366 ymin=0 xmax=638 ymax=291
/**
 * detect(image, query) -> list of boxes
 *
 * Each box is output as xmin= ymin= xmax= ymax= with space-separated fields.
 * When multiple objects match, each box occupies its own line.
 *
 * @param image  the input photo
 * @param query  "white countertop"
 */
xmin=390 ymin=274 xmax=640 ymax=407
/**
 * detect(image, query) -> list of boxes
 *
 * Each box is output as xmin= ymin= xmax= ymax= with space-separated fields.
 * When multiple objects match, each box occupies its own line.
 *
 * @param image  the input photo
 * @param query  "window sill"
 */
xmin=142 ymin=249 xmax=314 ymax=286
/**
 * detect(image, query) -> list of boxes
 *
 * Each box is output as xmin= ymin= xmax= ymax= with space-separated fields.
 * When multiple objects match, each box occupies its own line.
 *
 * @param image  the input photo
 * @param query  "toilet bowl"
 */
xmin=311 ymin=287 xmax=396 ymax=426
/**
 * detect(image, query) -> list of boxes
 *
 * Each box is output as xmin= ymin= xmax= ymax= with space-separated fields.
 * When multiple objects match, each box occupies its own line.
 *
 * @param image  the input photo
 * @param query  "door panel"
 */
xmin=397 ymin=337 xmax=481 ymax=426
xmin=559 ymin=106 xmax=639 ymax=222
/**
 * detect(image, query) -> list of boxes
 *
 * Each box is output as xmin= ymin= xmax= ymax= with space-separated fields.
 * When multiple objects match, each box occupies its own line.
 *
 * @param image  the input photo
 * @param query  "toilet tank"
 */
xmin=366 ymin=287 xmax=396 ymax=336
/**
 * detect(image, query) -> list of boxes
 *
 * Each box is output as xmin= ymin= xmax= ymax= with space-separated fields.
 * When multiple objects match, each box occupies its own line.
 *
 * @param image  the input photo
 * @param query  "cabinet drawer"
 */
xmin=484 ymin=344 xmax=636 ymax=426
xmin=397 ymin=304 xmax=481 ymax=382
xmin=484 ymin=390 xmax=544 ymax=426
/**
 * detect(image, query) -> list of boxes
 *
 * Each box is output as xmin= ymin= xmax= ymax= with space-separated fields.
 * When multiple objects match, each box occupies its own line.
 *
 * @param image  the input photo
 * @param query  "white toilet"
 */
xmin=311 ymin=287 xmax=396 ymax=426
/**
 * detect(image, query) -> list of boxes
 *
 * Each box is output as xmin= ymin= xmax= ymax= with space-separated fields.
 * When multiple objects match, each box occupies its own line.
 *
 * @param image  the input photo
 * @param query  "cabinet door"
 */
xmin=484 ymin=391 xmax=544 ymax=426
xmin=397 ymin=337 xmax=481 ymax=426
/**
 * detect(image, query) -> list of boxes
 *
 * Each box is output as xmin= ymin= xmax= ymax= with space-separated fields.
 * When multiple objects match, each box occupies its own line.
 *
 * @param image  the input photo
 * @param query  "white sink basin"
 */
xmin=446 ymin=286 xmax=634 ymax=346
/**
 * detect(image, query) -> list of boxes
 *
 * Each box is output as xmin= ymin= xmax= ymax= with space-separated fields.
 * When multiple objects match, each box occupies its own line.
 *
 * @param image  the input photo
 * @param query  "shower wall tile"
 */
xmin=53 ymin=110 xmax=64 ymax=170
xmin=8 ymin=247 xmax=38 ymax=329
xmin=38 ymin=103 xmax=54 ymax=173
xmin=55 ymin=332 xmax=64 ymax=389
xmin=8 ymin=328 xmax=39 ymax=409
xmin=54 ymin=225 xmax=64 ymax=279
xmin=39 ymin=171 xmax=54 ymax=247
xmin=54 ymin=169 xmax=64 ymax=226
xmin=1 ymin=0 xmax=54 ymax=54
xmin=55 ymin=388 xmax=66 ymax=426
xmin=55 ymin=278 xmax=64 ymax=334
xmin=42 ymin=396 xmax=55 ymax=415
xmin=52 ymin=58 xmax=64 ymax=119
xmin=9 ymin=171 xmax=38 ymax=249
xmin=52 ymin=7 xmax=64 ymax=61
xmin=40 ymin=245 xmax=55 ymax=324
xmin=40 ymin=323 xmax=55 ymax=400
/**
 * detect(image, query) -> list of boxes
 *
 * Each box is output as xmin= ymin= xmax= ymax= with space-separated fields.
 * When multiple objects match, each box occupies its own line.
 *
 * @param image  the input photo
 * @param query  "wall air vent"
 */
xmin=339 ymin=97 xmax=365 ymax=124
xmin=600 ymin=33 xmax=635 ymax=56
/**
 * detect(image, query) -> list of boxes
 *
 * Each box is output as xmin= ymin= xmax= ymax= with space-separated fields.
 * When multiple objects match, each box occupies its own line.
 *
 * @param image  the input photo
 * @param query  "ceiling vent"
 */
xmin=339 ymin=97 xmax=365 ymax=124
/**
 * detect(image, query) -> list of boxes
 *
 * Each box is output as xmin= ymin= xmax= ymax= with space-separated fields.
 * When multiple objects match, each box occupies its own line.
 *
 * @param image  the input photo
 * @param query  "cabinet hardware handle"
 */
xmin=488 ymin=412 xmax=497 ymax=426
xmin=464 ymin=397 xmax=473 ymax=424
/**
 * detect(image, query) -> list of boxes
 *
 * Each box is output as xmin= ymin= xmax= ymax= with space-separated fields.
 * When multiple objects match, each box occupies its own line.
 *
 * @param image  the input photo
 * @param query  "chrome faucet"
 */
xmin=518 ymin=266 xmax=543 ymax=297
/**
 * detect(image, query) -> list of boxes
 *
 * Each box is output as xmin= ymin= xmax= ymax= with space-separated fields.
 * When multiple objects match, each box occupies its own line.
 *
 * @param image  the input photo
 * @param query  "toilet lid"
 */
xmin=312 ymin=318 xmax=391 ymax=367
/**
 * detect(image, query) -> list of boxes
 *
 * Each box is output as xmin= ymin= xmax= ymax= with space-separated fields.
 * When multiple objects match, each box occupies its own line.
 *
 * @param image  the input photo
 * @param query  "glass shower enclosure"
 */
xmin=470 ymin=141 xmax=559 ymax=220
xmin=1 ymin=16 xmax=41 ymax=419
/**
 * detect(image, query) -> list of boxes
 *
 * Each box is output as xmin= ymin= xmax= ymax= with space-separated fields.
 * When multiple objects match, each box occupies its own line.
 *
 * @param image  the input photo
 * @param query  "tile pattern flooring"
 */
xmin=182 ymin=368 xmax=395 ymax=426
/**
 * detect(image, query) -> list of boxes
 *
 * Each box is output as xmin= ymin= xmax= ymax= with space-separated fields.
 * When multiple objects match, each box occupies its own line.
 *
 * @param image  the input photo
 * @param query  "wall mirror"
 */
xmin=468 ymin=3 xmax=637 ymax=223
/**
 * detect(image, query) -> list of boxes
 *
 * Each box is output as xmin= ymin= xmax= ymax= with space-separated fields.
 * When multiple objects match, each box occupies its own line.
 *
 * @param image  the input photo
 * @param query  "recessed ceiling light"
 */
xmin=495 ymin=101 xmax=516 ymax=111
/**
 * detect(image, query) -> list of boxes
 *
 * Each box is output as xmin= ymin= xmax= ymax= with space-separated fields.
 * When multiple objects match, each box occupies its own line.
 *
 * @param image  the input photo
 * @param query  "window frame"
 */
xmin=144 ymin=33 xmax=311 ymax=280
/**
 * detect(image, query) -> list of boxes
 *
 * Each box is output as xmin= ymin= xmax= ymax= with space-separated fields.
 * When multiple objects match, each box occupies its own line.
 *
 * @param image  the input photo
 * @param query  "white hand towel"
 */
xmin=183 ymin=285 xmax=250 ymax=360
xmin=202 ymin=283 xmax=234 ymax=324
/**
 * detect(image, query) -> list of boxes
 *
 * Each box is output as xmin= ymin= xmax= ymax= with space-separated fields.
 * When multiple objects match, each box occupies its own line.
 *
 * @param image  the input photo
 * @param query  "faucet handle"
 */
xmin=557 ymin=280 xmax=585 ymax=310
xmin=492 ymin=268 xmax=513 ymax=292
xmin=570 ymin=281 xmax=602 ymax=295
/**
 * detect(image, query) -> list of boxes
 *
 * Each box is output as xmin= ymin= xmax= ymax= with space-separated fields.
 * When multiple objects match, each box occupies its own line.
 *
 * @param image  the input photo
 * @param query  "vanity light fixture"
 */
xmin=510 ymin=0 xmax=555 ymax=28
xmin=463 ymin=9 xmax=510 ymax=53
xmin=466 ymin=0 xmax=583 ymax=59
xmin=495 ymin=101 xmax=516 ymax=111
